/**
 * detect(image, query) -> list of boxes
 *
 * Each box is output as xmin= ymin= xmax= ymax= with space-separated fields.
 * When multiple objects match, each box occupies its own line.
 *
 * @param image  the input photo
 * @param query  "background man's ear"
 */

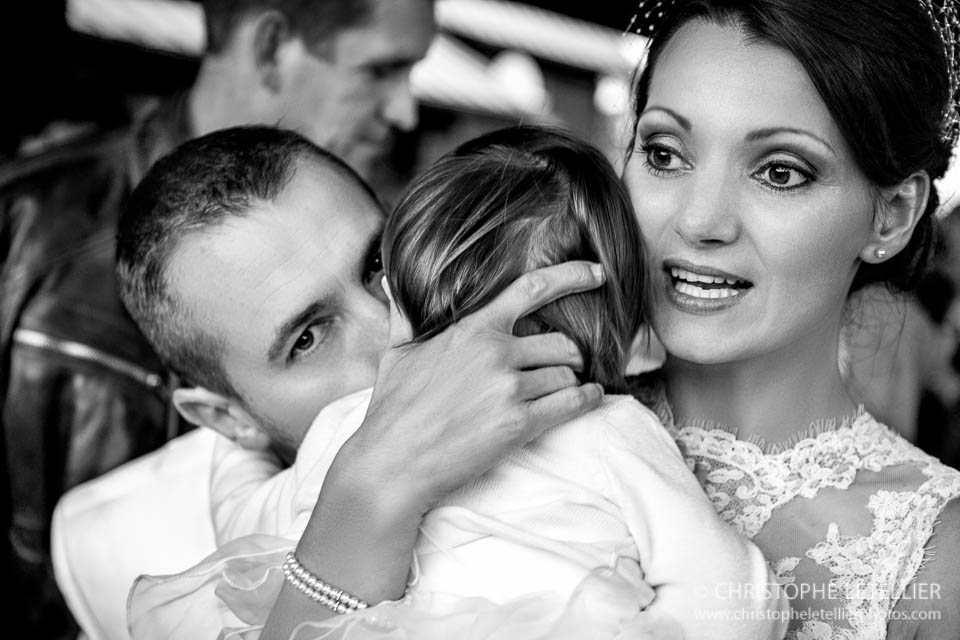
xmin=249 ymin=10 xmax=293 ymax=93
xmin=172 ymin=387 xmax=272 ymax=451
xmin=862 ymin=171 xmax=930 ymax=264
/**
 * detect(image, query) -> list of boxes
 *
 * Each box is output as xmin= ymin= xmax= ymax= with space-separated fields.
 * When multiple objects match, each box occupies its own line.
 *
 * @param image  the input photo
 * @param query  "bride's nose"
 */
xmin=674 ymin=171 xmax=741 ymax=248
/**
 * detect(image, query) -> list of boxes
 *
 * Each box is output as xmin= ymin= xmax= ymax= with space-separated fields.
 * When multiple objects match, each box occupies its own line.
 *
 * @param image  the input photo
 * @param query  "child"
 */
xmin=129 ymin=126 xmax=788 ymax=640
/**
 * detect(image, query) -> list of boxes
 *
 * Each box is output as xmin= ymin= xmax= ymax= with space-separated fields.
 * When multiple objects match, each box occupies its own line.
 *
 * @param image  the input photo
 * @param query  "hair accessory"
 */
xmin=282 ymin=552 xmax=369 ymax=614
xmin=918 ymin=0 xmax=960 ymax=145
xmin=627 ymin=0 xmax=682 ymax=37
xmin=874 ymin=247 xmax=888 ymax=259
xmin=628 ymin=0 xmax=960 ymax=146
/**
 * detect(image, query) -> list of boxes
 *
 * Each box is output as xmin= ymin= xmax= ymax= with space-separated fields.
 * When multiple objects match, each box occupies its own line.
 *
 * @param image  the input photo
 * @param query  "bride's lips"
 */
xmin=661 ymin=259 xmax=754 ymax=314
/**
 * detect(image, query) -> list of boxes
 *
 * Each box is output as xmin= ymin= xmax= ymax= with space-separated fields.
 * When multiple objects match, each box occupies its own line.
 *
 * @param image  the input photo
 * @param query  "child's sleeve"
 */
xmin=601 ymin=400 xmax=789 ymax=640
xmin=209 ymin=436 xmax=290 ymax=544
xmin=210 ymin=389 xmax=372 ymax=543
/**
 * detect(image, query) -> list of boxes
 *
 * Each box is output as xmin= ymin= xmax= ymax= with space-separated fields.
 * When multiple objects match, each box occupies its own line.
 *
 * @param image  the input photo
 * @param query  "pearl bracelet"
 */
xmin=282 ymin=551 xmax=369 ymax=614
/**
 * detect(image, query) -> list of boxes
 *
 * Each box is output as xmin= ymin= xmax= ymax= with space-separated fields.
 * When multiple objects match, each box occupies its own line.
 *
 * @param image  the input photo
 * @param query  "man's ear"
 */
xmin=249 ymin=10 xmax=294 ymax=93
xmin=172 ymin=387 xmax=272 ymax=452
xmin=862 ymin=171 xmax=930 ymax=264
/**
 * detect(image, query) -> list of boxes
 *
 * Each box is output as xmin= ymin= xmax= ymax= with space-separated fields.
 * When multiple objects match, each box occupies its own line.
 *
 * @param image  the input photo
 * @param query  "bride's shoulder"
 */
xmin=888 ymin=498 xmax=960 ymax=640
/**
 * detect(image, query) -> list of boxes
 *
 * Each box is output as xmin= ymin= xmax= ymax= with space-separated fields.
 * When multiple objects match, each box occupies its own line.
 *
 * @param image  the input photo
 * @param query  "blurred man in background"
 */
xmin=0 ymin=1 xmax=433 ymax=635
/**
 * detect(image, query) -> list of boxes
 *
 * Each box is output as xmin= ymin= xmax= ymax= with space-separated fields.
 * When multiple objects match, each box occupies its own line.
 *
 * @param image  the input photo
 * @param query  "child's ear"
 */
xmin=861 ymin=171 xmax=929 ymax=264
xmin=172 ymin=387 xmax=272 ymax=451
xmin=382 ymin=275 xmax=414 ymax=346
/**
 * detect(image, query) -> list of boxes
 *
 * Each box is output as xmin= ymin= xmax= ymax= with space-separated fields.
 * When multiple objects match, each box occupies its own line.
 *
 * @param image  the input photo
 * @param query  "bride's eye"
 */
xmin=639 ymin=141 xmax=688 ymax=176
xmin=753 ymin=162 xmax=814 ymax=191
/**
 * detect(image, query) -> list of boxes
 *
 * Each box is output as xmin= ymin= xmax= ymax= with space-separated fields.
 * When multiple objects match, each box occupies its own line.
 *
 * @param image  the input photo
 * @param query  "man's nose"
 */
xmin=674 ymin=171 xmax=741 ymax=248
xmin=383 ymin=74 xmax=419 ymax=132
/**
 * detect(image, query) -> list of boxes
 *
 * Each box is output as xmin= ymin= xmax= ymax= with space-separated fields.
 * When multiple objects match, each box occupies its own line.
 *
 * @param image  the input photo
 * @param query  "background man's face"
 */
xmin=278 ymin=0 xmax=435 ymax=178
xmin=168 ymin=158 xmax=389 ymax=451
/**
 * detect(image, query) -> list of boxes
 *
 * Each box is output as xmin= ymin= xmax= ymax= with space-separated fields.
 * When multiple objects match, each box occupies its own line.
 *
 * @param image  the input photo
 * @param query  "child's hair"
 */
xmin=382 ymin=125 xmax=648 ymax=392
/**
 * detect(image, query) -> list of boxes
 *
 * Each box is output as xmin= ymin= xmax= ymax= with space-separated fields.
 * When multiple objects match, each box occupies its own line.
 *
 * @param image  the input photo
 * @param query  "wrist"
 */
xmin=292 ymin=433 xmax=428 ymax=605
xmin=326 ymin=436 xmax=428 ymax=534
xmin=331 ymin=414 xmax=437 ymax=517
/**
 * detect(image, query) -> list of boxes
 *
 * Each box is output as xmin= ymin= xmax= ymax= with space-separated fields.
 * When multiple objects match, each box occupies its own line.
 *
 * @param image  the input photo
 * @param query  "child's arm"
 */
xmin=602 ymin=400 xmax=789 ymax=640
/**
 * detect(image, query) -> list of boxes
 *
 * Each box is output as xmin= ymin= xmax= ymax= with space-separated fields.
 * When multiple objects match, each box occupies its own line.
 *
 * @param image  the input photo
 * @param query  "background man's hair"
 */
xmin=202 ymin=0 xmax=373 ymax=55
xmin=116 ymin=125 xmax=377 ymax=398
xmin=383 ymin=125 xmax=649 ymax=392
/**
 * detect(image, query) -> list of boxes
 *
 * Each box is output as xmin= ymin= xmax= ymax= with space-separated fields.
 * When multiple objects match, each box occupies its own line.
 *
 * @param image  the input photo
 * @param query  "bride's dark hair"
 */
xmin=630 ymin=0 xmax=955 ymax=294
xmin=383 ymin=125 xmax=648 ymax=392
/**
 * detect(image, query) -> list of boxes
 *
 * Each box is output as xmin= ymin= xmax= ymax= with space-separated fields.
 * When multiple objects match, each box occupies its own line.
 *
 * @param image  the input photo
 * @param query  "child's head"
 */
xmin=383 ymin=125 xmax=648 ymax=392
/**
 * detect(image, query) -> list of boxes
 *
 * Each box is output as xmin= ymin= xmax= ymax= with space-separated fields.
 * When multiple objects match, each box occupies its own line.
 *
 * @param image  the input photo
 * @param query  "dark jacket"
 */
xmin=0 ymin=96 xmax=191 ymax=635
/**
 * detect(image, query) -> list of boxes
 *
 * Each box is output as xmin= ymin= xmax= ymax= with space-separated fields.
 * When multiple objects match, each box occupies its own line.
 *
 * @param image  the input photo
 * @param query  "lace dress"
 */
xmin=644 ymin=393 xmax=960 ymax=640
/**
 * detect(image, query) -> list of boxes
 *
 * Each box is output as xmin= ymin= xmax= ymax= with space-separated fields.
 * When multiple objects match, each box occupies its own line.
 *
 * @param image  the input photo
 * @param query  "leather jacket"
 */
xmin=0 ymin=96 xmax=191 ymax=634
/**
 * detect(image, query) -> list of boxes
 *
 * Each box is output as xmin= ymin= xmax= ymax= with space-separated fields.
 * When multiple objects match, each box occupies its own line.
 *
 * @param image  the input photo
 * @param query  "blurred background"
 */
xmin=9 ymin=0 xmax=960 ymax=204
xmin=1 ymin=0 xmax=652 ymax=204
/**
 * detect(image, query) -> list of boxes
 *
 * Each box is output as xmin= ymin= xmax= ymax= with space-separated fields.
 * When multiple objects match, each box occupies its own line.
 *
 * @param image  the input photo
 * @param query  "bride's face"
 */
xmin=623 ymin=20 xmax=878 ymax=366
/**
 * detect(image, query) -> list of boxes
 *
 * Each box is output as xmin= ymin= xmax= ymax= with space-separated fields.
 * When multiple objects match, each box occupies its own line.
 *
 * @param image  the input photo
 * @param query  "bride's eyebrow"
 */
xmin=639 ymin=106 xmax=692 ymax=132
xmin=745 ymin=127 xmax=837 ymax=157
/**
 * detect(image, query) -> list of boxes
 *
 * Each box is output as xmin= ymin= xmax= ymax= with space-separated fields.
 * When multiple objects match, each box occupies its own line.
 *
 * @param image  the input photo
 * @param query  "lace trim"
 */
xmin=671 ymin=409 xmax=867 ymax=456
xmin=633 ymin=378 xmax=866 ymax=455
xmin=679 ymin=415 xmax=942 ymax=538
xmin=630 ymin=377 xmax=960 ymax=640
xmin=794 ymin=471 xmax=960 ymax=640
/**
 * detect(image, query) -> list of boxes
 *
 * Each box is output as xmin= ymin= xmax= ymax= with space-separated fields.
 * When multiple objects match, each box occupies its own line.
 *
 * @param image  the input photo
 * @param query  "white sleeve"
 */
xmin=209 ymin=388 xmax=373 ymax=543
xmin=601 ymin=399 xmax=788 ymax=640
xmin=209 ymin=435 xmax=290 ymax=544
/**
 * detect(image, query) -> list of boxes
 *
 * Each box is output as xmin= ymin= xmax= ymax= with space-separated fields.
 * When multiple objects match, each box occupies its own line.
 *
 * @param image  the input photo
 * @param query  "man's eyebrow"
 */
xmin=266 ymin=299 xmax=329 ymax=363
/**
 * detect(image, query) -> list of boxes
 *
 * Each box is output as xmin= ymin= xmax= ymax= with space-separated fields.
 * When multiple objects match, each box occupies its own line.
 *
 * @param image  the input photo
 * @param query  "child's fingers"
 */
xmin=383 ymin=276 xmax=413 ymax=347
xmin=467 ymin=262 xmax=604 ymax=332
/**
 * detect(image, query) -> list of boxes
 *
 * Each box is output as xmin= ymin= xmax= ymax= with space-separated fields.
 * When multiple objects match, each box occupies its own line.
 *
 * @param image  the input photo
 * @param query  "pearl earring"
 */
xmin=874 ymin=247 xmax=887 ymax=259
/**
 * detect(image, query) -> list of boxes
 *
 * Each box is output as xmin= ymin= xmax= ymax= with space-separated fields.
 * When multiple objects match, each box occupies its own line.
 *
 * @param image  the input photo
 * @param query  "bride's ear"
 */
xmin=861 ymin=171 xmax=930 ymax=264
xmin=172 ymin=386 xmax=272 ymax=451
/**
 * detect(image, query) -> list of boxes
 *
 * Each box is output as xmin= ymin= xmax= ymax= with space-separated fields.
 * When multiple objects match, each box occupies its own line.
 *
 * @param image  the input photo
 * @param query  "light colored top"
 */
xmin=128 ymin=389 xmax=788 ymax=640
xmin=644 ymin=392 xmax=960 ymax=640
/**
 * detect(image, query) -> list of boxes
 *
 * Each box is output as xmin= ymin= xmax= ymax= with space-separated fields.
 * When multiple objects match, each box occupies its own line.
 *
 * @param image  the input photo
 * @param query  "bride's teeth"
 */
xmin=671 ymin=266 xmax=749 ymax=291
xmin=674 ymin=280 xmax=743 ymax=300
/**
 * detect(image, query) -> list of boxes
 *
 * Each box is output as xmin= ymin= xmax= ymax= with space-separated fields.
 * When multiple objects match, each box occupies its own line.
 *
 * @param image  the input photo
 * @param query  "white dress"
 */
xmin=641 ymin=388 xmax=960 ymax=640
xmin=128 ymin=390 xmax=788 ymax=640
